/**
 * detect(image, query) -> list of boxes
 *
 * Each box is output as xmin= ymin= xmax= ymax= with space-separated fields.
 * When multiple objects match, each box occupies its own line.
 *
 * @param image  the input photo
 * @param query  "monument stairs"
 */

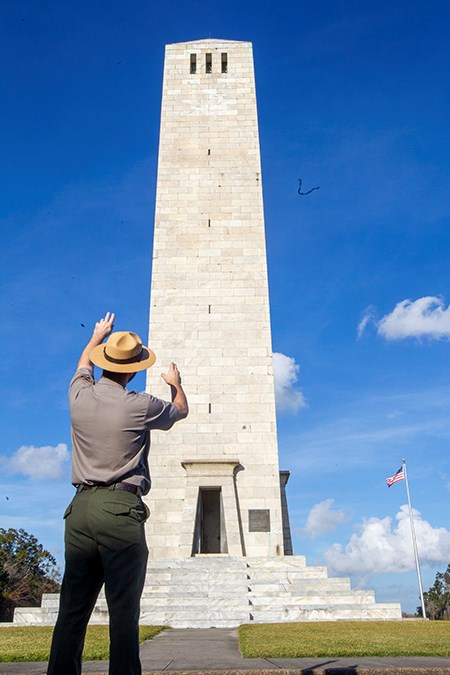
xmin=13 ymin=555 xmax=401 ymax=627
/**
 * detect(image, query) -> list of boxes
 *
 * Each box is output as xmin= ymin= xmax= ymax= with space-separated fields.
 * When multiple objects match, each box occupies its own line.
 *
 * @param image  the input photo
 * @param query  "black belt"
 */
xmin=76 ymin=482 xmax=141 ymax=496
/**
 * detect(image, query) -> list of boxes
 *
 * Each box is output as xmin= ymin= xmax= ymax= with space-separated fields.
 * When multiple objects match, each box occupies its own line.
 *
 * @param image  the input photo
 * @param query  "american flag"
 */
xmin=386 ymin=466 xmax=405 ymax=487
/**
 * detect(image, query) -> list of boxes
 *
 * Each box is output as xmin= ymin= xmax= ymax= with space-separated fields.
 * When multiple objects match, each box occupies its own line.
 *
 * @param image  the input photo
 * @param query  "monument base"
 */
xmin=13 ymin=555 xmax=402 ymax=627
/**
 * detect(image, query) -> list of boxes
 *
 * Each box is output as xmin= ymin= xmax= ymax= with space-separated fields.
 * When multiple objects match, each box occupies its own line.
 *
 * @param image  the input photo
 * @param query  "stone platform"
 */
xmin=13 ymin=555 xmax=401 ymax=627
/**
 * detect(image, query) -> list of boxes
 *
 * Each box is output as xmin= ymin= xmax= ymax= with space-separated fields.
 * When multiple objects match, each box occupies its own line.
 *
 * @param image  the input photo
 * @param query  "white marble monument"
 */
xmin=144 ymin=38 xmax=287 ymax=560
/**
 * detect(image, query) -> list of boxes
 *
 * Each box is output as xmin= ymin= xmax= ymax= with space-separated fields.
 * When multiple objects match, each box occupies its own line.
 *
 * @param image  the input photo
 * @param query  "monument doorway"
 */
xmin=194 ymin=487 xmax=227 ymax=554
xmin=181 ymin=459 xmax=242 ymax=557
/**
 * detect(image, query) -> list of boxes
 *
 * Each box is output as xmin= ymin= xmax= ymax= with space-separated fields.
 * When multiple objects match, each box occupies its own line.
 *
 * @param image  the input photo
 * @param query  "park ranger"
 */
xmin=47 ymin=312 xmax=188 ymax=675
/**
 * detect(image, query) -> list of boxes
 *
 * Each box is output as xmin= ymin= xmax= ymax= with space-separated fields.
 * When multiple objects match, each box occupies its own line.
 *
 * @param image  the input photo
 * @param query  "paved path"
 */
xmin=1 ymin=628 xmax=449 ymax=674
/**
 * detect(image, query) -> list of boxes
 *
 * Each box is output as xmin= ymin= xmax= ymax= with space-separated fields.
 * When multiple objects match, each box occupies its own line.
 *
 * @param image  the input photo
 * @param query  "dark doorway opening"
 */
xmin=192 ymin=487 xmax=226 ymax=554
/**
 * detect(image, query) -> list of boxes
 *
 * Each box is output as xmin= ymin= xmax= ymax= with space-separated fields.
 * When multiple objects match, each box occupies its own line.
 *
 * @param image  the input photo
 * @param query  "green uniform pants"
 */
xmin=47 ymin=487 xmax=149 ymax=675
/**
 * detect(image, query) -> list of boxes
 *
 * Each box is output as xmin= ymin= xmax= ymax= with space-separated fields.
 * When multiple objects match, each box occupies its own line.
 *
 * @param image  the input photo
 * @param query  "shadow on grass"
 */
xmin=300 ymin=667 xmax=358 ymax=675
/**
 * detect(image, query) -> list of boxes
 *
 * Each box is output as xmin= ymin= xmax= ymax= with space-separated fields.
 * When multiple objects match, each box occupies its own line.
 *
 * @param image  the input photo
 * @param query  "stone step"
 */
xmin=14 ymin=607 xmax=56 ymax=624
xmin=142 ymin=585 xmax=247 ymax=594
xmin=143 ymin=572 xmax=172 ymax=581
xmin=13 ymin=606 xmax=120 ymax=627
xmin=144 ymin=583 xmax=249 ymax=594
xmin=250 ymin=587 xmax=371 ymax=595
xmin=139 ymin=597 xmax=249 ymax=609
xmin=249 ymin=604 xmax=403 ymax=622
xmin=144 ymin=566 xmax=246 ymax=575
xmin=141 ymin=588 xmax=245 ymax=598
xmin=247 ymin=582 xmax=331 ymax=592
xmin=246 ymin=578 xmax=351 ymax=591
xmin=246 ymin=557 xmax=307 ymax=569
xmin=14 ymin=615 xmax=56 ymax=626
xmin=14 ymin=607 xmax=46 ymax=615
xmin=144 ymin=573 xmax=245 ymax=582
xmin=288 ymin=578 xmax=352 ymax=589
xmin=187 ymin=572 xmax=246 ymax=578
xmin=41 ymin=594 xmax=61 ymax=608
xmin=140 ymin=608 xmax=248 ymax=621
xmin=193 ymin=554 xmax=244 ymax=561
xmin=146 ymin=585 xmax=249 ymax=594
xmin=147 ymin=559 xmax=247 ymax=569
xmin=143 ymin=580 xmax=247 ymax=589
xmin=247 ymin=567 xmax=328 ymax=580
xmin=41 ymin=597 xmax=60 ymax=608
xmin=168 ymin=564 xmax=247 ymax=572
xmin=249 ymin=591 xmax=376 ymax=606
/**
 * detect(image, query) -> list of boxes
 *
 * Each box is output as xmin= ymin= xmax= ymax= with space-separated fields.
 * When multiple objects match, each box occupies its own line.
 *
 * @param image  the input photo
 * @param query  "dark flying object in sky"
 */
xmin=298 ymin=178 xmax=320 ymax=196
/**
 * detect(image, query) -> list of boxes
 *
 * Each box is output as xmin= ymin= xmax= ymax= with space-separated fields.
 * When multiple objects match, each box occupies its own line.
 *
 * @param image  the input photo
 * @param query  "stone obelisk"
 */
xmin=145 ymin=39 xmax=289 ymax=559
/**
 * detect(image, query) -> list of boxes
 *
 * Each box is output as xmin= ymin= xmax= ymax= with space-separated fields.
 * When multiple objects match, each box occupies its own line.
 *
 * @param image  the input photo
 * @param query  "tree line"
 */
xmin=417 ymin=564 xmax=450 ymax=620
xmin=0 ymin=528 xmax=60 ymax=622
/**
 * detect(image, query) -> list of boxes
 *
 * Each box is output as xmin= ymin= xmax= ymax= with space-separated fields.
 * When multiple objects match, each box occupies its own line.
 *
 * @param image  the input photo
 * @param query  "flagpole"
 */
xmin=402 ymin=458 xmax=427 ymax=619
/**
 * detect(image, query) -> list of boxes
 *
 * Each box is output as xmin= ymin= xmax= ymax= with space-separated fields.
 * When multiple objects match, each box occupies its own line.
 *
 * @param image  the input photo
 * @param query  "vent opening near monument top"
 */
xmin=190 ymin=54 xmax=196 ymax=74
xmin=205 ymin=53 xmax=212 ymax=73
xmin=221 ymin=53 xmax=228 ymax=73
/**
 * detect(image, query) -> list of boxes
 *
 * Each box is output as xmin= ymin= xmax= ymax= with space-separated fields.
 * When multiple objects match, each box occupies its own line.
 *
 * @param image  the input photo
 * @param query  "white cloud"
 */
xmin=378 ymin=296 xmax=450 ymax=340
xmin=324 ymin=505 xmax=450 ymax=575
xmin=1 ymin=443 xmax=69 ymax=480
xmin=272 ymin=352 xmax=307 ymax=413
xmin=304 ymin=499 xmax=346 ymax=538
xmin=359 ymin=296 xmax=450 ymax=341
xmin=357 ymin=305 xmax=377 ymax=338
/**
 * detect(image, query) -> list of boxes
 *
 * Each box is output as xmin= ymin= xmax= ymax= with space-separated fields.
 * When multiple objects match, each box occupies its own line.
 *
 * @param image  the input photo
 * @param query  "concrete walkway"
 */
xmin=0 ymin=628 xmax=449 ymax=674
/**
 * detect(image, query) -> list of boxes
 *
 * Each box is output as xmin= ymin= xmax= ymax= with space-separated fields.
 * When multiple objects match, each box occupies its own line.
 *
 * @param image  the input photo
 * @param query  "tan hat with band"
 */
xmin=90 ymin=332 xmax=156 ymax=373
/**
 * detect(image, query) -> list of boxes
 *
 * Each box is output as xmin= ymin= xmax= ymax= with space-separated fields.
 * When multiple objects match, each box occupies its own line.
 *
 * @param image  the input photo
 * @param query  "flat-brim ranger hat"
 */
xmin=90 ymin=332 xmax=156 ymax=373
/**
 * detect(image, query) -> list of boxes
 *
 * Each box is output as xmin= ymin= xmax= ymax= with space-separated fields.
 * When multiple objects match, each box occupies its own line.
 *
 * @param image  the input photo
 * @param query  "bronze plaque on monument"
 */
xmin=248 ymin=509 xmax=271 ymax=532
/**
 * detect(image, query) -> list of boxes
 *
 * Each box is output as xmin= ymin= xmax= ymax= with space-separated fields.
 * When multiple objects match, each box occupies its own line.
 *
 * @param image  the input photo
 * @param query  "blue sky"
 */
xmin=1 ymin=0 xmax=449 ymax=615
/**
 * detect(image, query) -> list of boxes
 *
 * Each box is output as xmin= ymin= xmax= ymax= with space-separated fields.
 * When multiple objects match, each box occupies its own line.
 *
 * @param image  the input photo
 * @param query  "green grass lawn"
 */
xmin=0 ymin=625 xmax=166 ymax=662
xmin=239 ymin=621 xmax=450 ymax=658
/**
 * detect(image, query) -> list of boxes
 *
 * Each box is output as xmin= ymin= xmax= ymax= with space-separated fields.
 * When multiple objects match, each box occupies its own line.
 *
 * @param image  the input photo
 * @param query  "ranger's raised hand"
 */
xmin=92 ymin=312 xmax=115 ymax=343
xmin=77 ymin=311 xmax=115 ymax=371
xmin=161 ymin=362 xmax=182 ymax=387
xmin=161 ymin=363 xmax=188 ymax=419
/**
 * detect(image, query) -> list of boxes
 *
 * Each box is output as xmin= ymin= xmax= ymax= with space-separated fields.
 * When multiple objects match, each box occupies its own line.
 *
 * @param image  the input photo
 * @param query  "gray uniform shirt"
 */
xmin=69 ymin=367 xmax=178 ymax=494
